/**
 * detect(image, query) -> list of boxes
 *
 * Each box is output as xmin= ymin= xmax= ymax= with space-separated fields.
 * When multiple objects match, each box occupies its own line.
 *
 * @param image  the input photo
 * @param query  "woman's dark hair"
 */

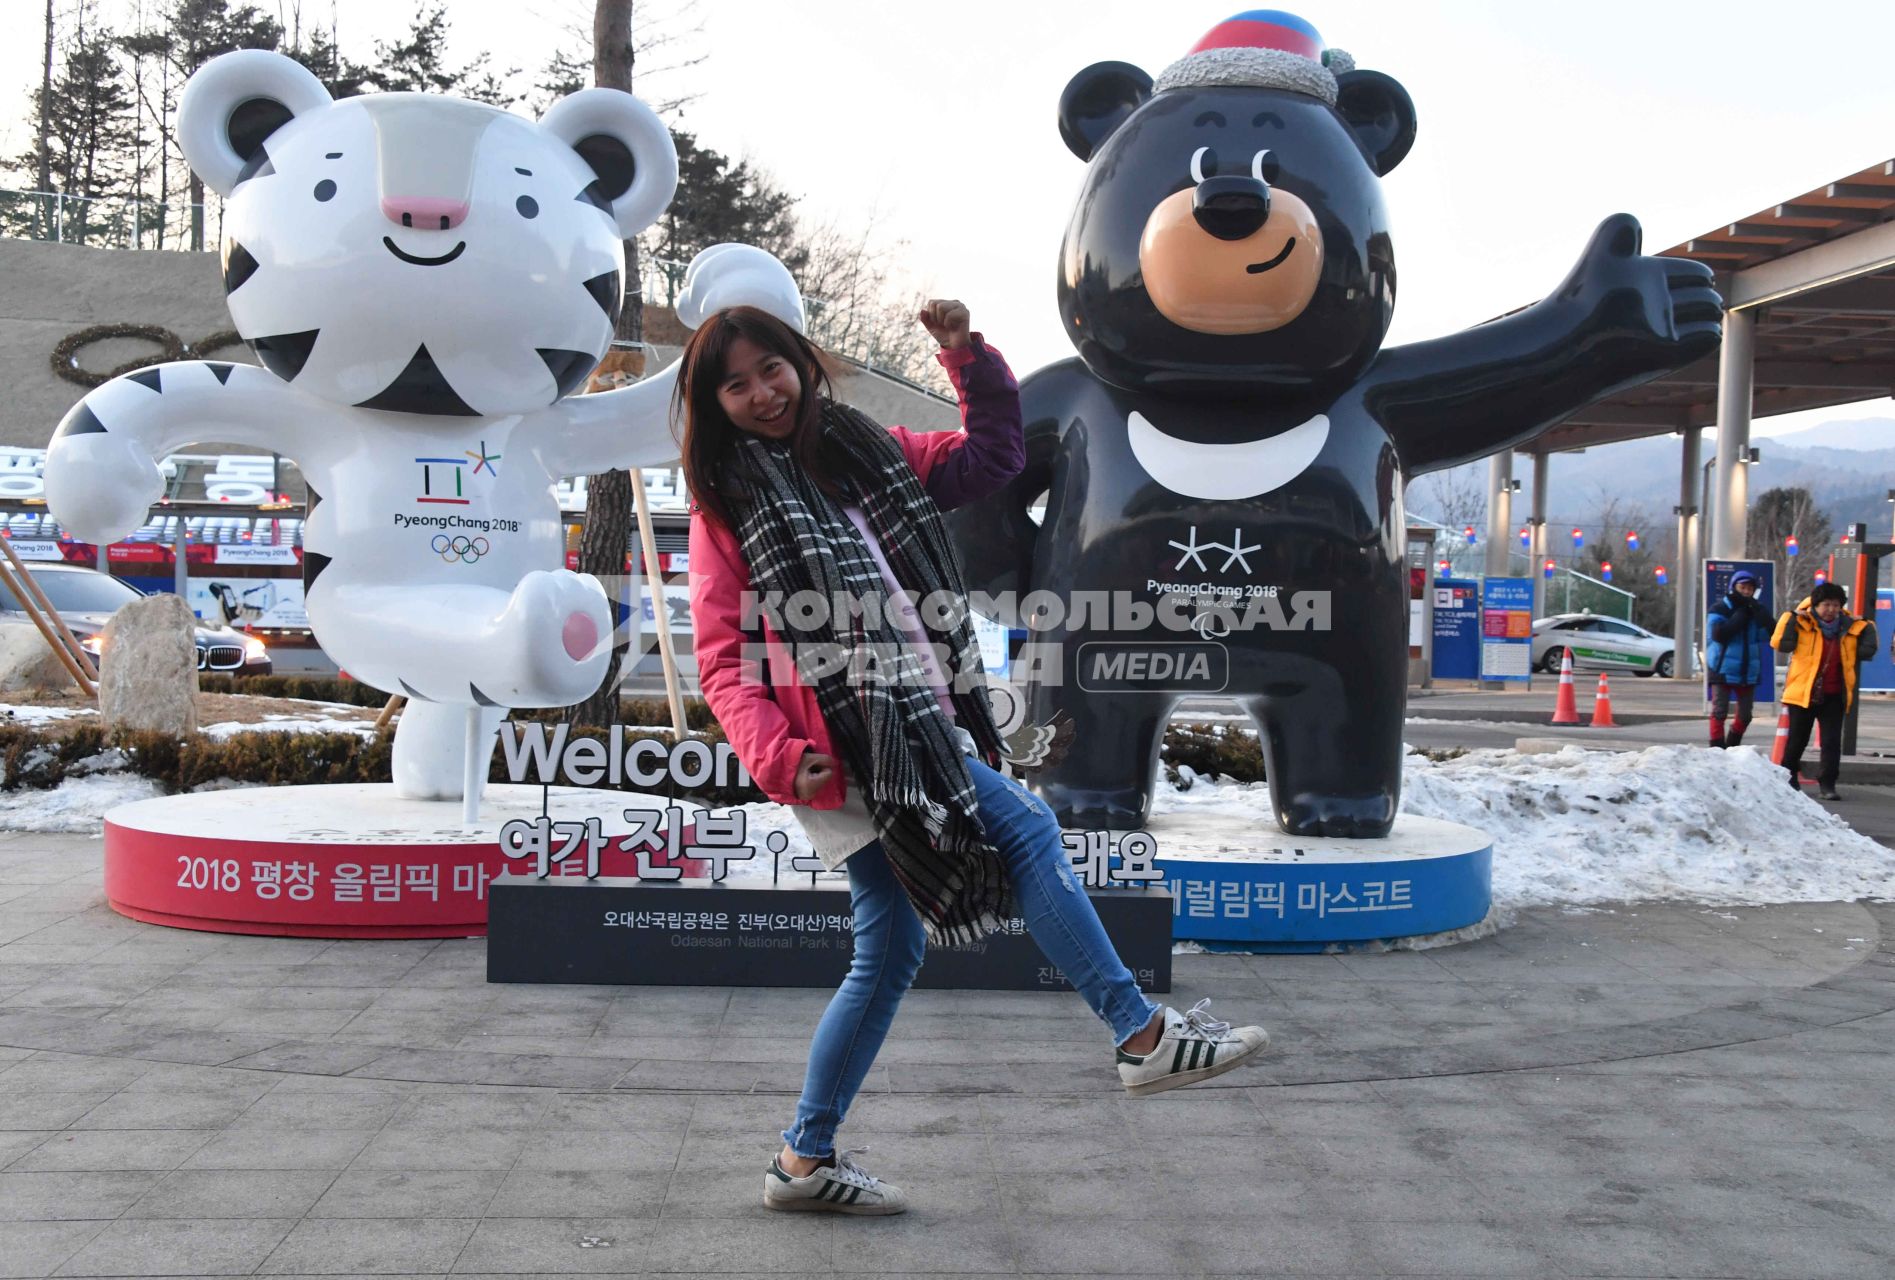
xmin=1811 ymin=581 xmax=1848 ymax=607
xmin=674 ymin=306 xmax=836 ymax=530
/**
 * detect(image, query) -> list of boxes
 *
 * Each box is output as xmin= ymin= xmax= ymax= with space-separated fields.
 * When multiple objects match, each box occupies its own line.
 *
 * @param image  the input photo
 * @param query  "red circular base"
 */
xmin=103 ymin=783 xmax=696 ymax=938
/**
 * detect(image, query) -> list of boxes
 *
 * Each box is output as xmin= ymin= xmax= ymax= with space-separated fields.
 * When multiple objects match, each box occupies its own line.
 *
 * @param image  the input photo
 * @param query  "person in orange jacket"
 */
xmin=1771 ymin=581 xmax=1879 ymax=799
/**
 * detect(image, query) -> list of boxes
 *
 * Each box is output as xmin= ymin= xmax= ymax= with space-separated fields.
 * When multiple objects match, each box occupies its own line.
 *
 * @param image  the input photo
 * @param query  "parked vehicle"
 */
xmin=1531 ymin=612 xmax=1673 ymax=678
xmin=0 ymin=563 xmax=271 ymax=675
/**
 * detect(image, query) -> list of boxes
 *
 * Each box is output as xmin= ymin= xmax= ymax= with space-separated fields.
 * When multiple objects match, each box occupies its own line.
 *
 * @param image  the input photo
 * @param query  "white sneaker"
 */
xmin=763 ymin=1147 xmax=908 ymax=1216
xmin=1116 ymin=999 xmax=1270 ymax=1097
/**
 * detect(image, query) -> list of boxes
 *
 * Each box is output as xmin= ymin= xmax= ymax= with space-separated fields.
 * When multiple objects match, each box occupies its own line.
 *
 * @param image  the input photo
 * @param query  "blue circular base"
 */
xmin=1150 ymin=814 xmax=1493 ymax=951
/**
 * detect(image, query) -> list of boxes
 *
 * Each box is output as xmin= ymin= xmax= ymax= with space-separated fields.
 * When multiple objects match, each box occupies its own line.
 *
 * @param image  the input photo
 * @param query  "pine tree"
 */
xmin=7 ymin=11 xmax=141 ymax=246
xmin=643 ymin=131 xmax=804 ymax=294
xmin=366 ymin=5 xmax=519 ymax=106
xmin=283 ymin=25 xmax=371 ymax=100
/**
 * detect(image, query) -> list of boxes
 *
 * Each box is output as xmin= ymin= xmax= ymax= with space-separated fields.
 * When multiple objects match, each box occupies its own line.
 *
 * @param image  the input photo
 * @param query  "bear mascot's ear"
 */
xmin=178 ymin=49 xmax=333 ymax=196
xmin=1334 ymin=69 xmax=1417 ymax=176
xmin=541 ymin=88 xmax=680 ymax=239
xmin=1058 ymin=61 xmax=1154 ymax=161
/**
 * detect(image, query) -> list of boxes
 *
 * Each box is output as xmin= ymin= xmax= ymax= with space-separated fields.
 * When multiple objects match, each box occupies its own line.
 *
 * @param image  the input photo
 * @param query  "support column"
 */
xmin=1711 ymin=308 xmax=1755 ymax=558
xmin=1673 ymin=426 xmax=1701 ymax=680
xmin=1484 ymin=452 xmax=1513 ymax=579
xmin=1529 ymin=452 xmax=1549 ymax=619
xmin=172 ymin=517 xmax=188 ymax=599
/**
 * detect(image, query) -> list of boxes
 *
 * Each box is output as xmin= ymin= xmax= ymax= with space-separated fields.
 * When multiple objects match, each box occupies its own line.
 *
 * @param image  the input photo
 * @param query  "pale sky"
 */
xmin=5 ymin=0 xmax=1893 ymax=438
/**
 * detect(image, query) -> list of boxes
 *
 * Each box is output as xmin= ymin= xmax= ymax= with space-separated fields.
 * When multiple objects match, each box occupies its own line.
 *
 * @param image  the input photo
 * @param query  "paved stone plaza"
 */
xmin=1 ymin=830 xmax=1891 ymax=1279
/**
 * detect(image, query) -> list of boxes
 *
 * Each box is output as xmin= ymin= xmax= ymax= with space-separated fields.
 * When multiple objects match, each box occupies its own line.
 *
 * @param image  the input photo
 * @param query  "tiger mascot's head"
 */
xmin=179 ymin=49 xmax=676 ymax=417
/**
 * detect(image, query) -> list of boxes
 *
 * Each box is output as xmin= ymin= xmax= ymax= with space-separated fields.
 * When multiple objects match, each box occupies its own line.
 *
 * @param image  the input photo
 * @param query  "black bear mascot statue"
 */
xmin=949 ymin=10 xmax=1721 ymax=838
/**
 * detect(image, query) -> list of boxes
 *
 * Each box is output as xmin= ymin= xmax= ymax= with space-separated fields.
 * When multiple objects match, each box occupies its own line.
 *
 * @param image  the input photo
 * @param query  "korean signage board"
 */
xmin=1479 ymin=577 xmax=1535 ymax=681
xmin=1430 ymin=579 xmax=1481 ymax=680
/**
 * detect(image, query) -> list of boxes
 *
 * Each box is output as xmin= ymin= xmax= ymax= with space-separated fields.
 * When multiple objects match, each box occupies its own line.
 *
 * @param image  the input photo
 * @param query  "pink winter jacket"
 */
xmin=688 ymin=338 xmax=1022 ymax=810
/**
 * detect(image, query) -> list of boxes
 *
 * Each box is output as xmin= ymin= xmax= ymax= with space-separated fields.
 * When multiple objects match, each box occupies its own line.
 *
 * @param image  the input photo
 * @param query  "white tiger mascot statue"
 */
xmin=42 ymin=49 xmax=803 ymax=805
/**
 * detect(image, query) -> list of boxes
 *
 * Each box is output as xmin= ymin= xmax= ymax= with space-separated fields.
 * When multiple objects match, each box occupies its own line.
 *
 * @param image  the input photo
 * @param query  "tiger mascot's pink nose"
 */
xmin=381 ymin=196 xmax=469 ymax=230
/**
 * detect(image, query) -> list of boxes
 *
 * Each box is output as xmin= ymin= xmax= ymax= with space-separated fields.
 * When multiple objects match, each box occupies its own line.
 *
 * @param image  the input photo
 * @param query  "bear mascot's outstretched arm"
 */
xmin=1370 ymin=213 xmax=1723 ymax=476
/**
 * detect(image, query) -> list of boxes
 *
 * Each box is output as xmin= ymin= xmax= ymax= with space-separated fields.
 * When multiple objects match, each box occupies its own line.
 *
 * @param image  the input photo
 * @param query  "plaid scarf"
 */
xmin=729 ymin=398 xmax=1012 ymax=944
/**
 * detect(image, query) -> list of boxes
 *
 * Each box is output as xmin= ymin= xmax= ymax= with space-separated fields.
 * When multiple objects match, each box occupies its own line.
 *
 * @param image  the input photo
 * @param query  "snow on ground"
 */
xmin=729 ymin=742 xmax=1895 ymax=907
xmin=0 ymin=772 xmax=164 ymax=832
xmin=1401 ymin=743 xmax=1895 ymax=907
xmin=200 ymin=714 xmax=379 ymax=739
xmin=4 ymin=711 xmax=1892 ymax=907
xmin=0 ymin=702 xmax=97 ymax=724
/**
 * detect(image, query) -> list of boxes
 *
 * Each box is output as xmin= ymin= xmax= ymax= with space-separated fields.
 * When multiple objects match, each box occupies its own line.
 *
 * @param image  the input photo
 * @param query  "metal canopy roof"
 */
xmin=1533 ymin=157 xmax=1895 ymax=454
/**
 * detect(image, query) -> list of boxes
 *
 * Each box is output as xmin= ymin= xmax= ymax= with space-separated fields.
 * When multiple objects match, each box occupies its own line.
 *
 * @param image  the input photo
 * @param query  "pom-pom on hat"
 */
xmin=1154 ymin=9 xmax=1355 ymax=105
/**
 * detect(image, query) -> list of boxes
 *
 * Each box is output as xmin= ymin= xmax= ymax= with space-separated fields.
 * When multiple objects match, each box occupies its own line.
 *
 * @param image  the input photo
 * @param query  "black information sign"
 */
xmin=487 ymin=877 xmax=1172 ymax=992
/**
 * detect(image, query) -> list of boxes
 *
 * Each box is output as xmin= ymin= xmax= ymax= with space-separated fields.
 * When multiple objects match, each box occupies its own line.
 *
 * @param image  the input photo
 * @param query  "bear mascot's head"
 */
xmin=1056 ymin=10 xmax=1416 ymax=403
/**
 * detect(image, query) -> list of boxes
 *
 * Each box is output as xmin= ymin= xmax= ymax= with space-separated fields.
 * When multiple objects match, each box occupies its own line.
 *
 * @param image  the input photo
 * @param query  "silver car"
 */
xmin=0 ymin=563 xmax=271 ymax=675
xmin=1532 ymin=613 xmax=1674 ymax=678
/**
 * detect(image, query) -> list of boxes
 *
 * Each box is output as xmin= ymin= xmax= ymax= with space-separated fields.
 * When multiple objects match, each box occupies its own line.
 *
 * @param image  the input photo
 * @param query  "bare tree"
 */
xmin=1747 ymin=486 xmax=1835 ymax=610
xmin=799 ymin=212 xmax=948 ymax=394
xmin=1409 ymin=464 xmax=1486 ymax=537
xmin=528 ymin=0 xmax=705 ymax=119
xmin=37 ymin=0 xmax=55 ymax=208
xmin=1581 ymin=495 xmax=1674 ymax=634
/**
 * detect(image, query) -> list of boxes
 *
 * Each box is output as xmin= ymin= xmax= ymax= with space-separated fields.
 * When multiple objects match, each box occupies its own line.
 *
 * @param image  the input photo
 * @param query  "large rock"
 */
xmin=98 ymin=592 xmax=197 ymax=735
xmin=0 ymin=622 xmax=78 ymax=692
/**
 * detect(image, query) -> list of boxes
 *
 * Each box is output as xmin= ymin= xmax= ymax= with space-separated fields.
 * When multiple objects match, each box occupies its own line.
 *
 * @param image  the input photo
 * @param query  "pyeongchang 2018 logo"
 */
xmin=432 ymin=534 xmax=490 ymax=564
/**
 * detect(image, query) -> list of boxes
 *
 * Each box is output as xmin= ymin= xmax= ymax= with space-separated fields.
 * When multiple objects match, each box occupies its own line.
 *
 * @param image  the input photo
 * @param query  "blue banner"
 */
xmin=1430 ymin=579 xmax=1481 ymax=680
xmin=1861 ymin=589 xmax=1895 ymax=693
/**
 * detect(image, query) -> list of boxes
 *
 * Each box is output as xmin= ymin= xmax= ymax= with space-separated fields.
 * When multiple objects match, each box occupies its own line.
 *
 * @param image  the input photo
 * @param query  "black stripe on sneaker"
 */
xmin=824 ymin=1181 xmax=846 ymax=1202
xmin=845 ymin=1186 xmax=862 ymax=1205
xmin=1187 ymin=1042 xmax=1202 ymax=1071
xmin=1171 ymin=1040 xmax=1188 ymax=1073
xmin=1205 ymin=1042 xmax=1217 ymax=1068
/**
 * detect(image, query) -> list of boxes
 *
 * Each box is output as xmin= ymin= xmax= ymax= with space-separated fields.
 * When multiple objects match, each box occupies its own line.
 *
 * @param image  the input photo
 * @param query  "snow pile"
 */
xmin=1402 ymin=743 xmax=1895 ymax=906
xmin=726 ymin=744 xmax=1895 ymax=907
xmin=0 ymin=772 xmax=164 ymax=832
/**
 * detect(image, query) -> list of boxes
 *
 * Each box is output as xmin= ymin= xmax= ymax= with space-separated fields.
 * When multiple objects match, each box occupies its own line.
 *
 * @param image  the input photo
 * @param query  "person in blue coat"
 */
xmin=1704 ymin=570 xmax=1772 ymax=747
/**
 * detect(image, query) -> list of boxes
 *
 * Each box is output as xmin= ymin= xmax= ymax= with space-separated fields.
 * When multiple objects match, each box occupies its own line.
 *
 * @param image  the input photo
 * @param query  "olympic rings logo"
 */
xmin=431 ymin=534 xmax=491 ymax=564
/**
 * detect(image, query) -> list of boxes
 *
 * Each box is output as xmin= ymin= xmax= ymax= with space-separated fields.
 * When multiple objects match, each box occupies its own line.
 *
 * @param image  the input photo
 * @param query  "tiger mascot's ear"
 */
xmin=539 ymin=88 xmax=679 ymax=239
xmin=179 ymin=49 xmax=333 ymax=197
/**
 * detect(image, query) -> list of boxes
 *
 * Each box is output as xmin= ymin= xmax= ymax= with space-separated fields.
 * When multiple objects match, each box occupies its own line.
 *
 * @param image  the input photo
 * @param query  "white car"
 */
xmin=1531 ymin=613 xmax=1674 ymax=678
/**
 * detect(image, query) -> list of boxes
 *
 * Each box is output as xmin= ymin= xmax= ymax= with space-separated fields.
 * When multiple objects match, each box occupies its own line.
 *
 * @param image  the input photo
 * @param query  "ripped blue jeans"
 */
xmin=782 ymin=756 xmax=1161 ymax=1158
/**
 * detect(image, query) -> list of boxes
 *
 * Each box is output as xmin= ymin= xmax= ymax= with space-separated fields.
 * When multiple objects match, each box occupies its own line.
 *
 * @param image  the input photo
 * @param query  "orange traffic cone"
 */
xmin=1551 ymin=650 xmax=1581 ymax=724
xmin=1590 ymin=672 xmax=1617 ymax=727
xmin=1769 ymin=704 xmax=1793 ymax=765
